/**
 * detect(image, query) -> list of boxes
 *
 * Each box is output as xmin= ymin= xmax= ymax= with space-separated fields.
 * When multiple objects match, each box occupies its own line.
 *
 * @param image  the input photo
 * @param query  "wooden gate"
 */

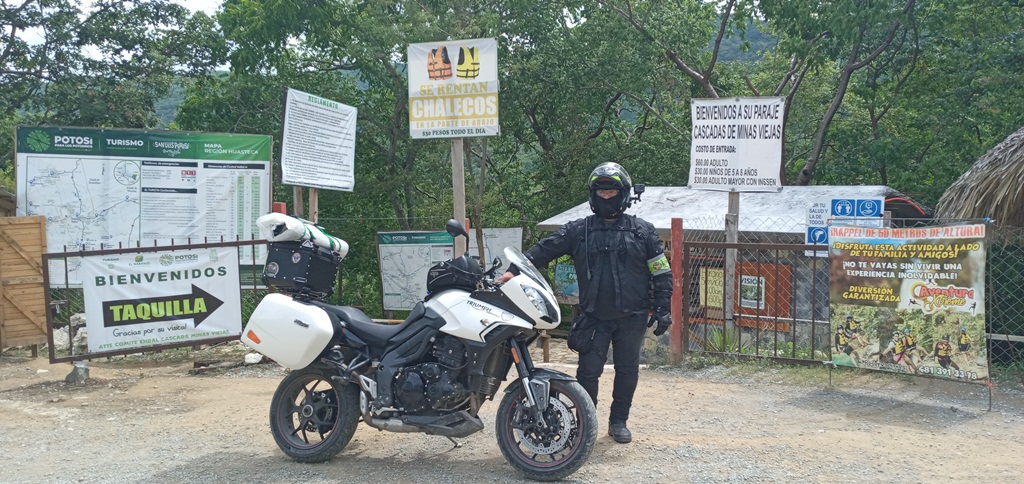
xmin=0 ymin=216 xmax=48 ymax=348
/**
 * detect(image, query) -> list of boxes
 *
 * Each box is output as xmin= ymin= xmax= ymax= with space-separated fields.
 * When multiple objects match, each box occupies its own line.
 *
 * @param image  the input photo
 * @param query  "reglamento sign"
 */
xmin=281 ymin=88 xmax=357 ymax=191
xmin=408 ymin=38 xmax=499 ymax=139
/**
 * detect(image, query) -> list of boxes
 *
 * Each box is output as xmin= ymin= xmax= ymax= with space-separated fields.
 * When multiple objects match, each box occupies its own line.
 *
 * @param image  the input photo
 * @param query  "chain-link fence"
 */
xmin=987 ymin=225 xmax=1024 ymax=382
xmin=680 ymin=215 xmax=829 ymax=363
xmin=679 ymin=215 xmax=1024 ymax=385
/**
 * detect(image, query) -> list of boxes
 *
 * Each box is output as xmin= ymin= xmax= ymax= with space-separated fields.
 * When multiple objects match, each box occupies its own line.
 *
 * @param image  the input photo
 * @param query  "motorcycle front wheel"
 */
xmin=269 ymin=365 xmax=360 ymax=462
xmin=495 ymin=379 xmax=598 ymax=481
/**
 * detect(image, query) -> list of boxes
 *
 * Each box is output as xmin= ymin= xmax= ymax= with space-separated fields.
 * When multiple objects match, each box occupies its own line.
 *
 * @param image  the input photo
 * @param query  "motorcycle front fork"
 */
xmin=509 ymin=339 xmax=551 ymax=427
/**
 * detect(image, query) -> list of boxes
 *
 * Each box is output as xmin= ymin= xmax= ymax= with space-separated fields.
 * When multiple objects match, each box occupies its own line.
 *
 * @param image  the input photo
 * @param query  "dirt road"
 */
xmin=1 ymin=341 xmax=1022 ymax=483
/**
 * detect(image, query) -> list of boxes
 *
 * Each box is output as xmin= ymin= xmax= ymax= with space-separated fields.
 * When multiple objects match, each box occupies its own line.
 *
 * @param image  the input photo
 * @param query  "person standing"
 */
xmin=498 ymin=162 xmax=673 ymax=444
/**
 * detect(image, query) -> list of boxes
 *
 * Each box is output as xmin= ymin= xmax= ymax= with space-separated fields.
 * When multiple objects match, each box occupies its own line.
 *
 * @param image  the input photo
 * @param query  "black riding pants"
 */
xmin=575 ymin=313 xmax=647 ymax=424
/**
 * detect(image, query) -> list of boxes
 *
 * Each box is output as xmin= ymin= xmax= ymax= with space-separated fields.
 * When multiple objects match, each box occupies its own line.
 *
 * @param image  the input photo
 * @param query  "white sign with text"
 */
xmin=688 ymin=97 xmax=785 ymax=192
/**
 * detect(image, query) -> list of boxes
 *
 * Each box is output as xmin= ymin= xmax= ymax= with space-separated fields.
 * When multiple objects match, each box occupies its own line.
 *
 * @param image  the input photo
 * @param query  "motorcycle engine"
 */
xmin=394 ymin=337 xmax=470 ymax=413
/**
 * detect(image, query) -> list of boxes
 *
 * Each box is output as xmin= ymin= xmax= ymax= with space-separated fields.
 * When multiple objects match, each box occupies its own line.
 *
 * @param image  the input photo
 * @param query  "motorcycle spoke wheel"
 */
xmin=496 ymin=379 xmax=598 ymax=481
xmin=269 ymin=365 xmax=360 ymax=463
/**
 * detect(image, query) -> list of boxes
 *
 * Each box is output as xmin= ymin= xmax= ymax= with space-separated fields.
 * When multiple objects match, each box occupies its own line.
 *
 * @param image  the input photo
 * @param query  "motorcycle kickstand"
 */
xmin=445 ymin=436 xmax=463 ymax=449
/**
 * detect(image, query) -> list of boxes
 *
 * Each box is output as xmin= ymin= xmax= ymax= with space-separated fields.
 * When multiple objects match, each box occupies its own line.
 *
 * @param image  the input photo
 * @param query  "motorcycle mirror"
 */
xmin=445 ymin=219 xmax=469 ymax=239
xmin=491 ymin=257 xmax=502 ymax=269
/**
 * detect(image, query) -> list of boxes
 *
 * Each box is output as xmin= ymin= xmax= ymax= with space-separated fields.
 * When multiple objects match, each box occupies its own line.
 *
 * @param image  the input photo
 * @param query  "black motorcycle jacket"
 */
xmin=525 ymin=214 xmax=673 ymax=320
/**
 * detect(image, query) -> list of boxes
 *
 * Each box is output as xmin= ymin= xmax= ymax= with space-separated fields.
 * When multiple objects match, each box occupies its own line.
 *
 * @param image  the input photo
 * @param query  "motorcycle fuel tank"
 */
xmin=425 ymin=290 xmax=532 ymax=343
xmin=242 ymin=293 xmax=334 ymax=369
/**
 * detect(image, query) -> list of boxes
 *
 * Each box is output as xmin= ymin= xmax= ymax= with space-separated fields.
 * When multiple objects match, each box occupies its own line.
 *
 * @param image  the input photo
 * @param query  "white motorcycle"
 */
xmin=242 ymin=219 xmax=597 ymax=481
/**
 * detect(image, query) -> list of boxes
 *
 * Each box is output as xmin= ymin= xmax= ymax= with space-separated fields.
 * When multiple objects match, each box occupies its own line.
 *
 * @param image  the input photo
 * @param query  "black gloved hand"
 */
xmin=647 ymin=308 xmax=672 ymax=336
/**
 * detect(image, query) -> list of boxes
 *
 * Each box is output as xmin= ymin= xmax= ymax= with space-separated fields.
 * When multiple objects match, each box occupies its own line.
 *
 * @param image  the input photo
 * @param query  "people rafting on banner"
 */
xmin=933 ymin=334 xmax=960 ymax=371
xmin=901 ymin=328 xmax=928 ymax=365
xmin=843 ymin=314 xmax=869 ymax=347
xmin=881 ymin=330 xmax=919 ymax=374
xmin=834 ymin=325 xmax=861 ymax=367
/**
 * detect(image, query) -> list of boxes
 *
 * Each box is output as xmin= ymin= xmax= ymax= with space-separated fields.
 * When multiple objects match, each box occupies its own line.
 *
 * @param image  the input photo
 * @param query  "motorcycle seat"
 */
xmin=313 ymin=301 xmax=426 ymax=348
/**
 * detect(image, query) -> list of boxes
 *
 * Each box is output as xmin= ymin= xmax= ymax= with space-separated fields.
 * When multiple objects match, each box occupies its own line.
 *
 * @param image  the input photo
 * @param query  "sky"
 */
xmin=174 ymin=0 xmax=222 ymax=16
xmin=18 ymin=1 xmax=224 ymax=45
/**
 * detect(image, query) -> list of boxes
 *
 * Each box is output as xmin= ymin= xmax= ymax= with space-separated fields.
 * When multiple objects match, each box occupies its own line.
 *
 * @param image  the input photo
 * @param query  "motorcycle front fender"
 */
xmin=503 ymin=367 xmax=577 ymax=394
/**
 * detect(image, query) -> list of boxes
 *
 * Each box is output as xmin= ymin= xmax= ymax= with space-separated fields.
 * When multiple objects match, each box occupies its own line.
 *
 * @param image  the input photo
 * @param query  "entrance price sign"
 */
xmin=688 ymin=97 xmax=785 ymax=192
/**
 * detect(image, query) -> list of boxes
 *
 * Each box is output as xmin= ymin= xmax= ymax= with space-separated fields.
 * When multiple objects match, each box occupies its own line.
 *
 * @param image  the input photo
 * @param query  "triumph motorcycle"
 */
xmin=241 ymin=220 xmax=597 ymax=481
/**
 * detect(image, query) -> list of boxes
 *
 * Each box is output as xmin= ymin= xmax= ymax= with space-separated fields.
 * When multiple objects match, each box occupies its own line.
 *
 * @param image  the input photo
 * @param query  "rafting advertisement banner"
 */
xmin=828 ymin=224 xmax=988 ymax=383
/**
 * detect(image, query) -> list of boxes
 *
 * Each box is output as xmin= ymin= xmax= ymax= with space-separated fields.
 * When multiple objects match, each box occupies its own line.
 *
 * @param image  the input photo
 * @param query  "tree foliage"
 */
xmin=0 ymin=0 xmax=226 ymax=172
xmin=2 ymin=0 xmax=1023 ymax=314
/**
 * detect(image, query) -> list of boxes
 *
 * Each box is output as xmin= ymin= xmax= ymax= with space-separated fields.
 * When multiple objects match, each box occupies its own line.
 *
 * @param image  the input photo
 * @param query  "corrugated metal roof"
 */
xmin=537 ymin=185 xmax=909 ymax=236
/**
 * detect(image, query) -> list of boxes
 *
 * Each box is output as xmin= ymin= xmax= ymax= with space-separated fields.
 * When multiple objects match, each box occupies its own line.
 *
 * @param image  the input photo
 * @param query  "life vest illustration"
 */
xmin=456 ymin=46 xmax=481 ymax=79
xmin=835 ymin=330 xmax=848 ymax=347
xmin=427 ymin=46 xmax=453 ymax=80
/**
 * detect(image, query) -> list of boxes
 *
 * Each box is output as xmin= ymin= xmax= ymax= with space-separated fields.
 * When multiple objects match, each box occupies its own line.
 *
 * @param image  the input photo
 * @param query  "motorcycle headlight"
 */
xmin=522 ymin=286 xmax=556 ymax=322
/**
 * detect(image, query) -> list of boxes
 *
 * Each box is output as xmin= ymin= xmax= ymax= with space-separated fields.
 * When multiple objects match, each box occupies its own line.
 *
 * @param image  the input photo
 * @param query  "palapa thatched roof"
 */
xmin=936 ymin=126 xmax=1024 ymax=226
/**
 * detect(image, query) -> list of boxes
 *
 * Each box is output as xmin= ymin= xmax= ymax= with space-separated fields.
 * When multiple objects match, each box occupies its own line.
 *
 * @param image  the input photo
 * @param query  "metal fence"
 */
xmin=678 ymin=216 xmax=1024 ymax=385
xmin=678 ymin=215 xmax=831 ymax=365
xmin=42 ymin=239 xmax=268 ymax=363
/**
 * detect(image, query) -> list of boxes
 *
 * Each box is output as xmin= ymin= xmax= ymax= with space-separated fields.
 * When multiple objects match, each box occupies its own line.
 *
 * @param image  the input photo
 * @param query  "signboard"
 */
xmin=15 ymin=126 xmax=271 ymax=284
xmin=806 ymin=196 xmax=885 ymax=257
xmin=467 ymin=227 xmax=523 ymax=271
xmin=692 ymin=261 xmax=791 ymax=329
xmin=408 ymin=38 xmax=499 ymax=139
xmin=553 ymin=263 xmax=579 ymax=305
xmin=688 ymin=97 xmax=785 ymax=192
xmin=377 ymin=231 xmax=453 ymax=311
xmin=280 ymin=88 xmax=357 ymax=191
xmin=80 ymin=247 xmax=243 ymax=353
xmin=376 ymin=228 xmax=523 ymax=311
xmin=828 ymin=224 xmax=988 ymax=383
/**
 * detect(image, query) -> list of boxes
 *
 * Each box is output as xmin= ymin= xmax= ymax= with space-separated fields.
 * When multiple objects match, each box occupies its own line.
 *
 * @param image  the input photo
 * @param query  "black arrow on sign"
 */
xmin=102 ymin=284 xmax=225 ymax=328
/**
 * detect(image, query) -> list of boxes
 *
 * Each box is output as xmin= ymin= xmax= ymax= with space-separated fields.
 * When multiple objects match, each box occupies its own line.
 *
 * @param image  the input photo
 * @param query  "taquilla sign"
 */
xmin=80 ymin=247 xmax=242 ymax=352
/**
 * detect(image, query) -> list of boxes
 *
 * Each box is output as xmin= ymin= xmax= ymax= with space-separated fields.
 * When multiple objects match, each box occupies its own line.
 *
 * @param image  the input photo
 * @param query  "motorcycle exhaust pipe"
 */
xmin=367 ymin=417 xmax=420 ymax=433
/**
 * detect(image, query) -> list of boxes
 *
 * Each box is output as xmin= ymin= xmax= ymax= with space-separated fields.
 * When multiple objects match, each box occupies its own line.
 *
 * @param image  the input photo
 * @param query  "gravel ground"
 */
xmin=1 ymin=340 xmax=1022 ymax=483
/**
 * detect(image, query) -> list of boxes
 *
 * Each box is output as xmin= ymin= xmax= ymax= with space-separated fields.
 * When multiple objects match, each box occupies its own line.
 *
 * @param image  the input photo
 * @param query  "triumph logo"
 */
xmin=467 ymin=300 xmax=499 ymax=317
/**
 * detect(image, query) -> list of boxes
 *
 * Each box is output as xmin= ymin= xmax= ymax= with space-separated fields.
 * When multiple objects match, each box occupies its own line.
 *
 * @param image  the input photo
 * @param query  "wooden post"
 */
xmin=671 ymin=218 xmax=684 ymax=363
xmin=0 ymin=245 xmax=5 ymax=350
xmin=308 ymin=188 xmax=319 ymax=223
xmin=451 ymin=138 xmax=467 ymax=255
xmin=292 ymin=186 xmax=304 ymax=218
xmin=724 ymin=191 xmax=739 ymax=338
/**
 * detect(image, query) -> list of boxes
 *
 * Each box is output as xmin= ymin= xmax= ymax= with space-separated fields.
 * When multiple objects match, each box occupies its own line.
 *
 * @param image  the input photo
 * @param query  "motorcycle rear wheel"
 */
xmin=496 ymin=379 xmax=598 ymax=481
xmin=269 ymin=365 xmax=359 ymax=462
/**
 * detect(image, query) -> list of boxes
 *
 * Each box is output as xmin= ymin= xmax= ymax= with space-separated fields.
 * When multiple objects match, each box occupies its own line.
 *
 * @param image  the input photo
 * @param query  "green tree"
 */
xmin=0 ymin=0 xmax=226 ymax=180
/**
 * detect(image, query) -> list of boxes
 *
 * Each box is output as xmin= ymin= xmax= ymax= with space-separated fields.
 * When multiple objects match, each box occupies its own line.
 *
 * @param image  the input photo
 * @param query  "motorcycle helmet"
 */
xmin=845 ymin=314 xmax=852 ymax=319
xmin=942 ymin=334 xmax=950 ymax=341
xmin=587 ymin=162 xmax=633 ymax=218
xmin=961 ymin=325 xmax=967 ymax=331
xmin=903 ymin=328 xmax=911 ymax=334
